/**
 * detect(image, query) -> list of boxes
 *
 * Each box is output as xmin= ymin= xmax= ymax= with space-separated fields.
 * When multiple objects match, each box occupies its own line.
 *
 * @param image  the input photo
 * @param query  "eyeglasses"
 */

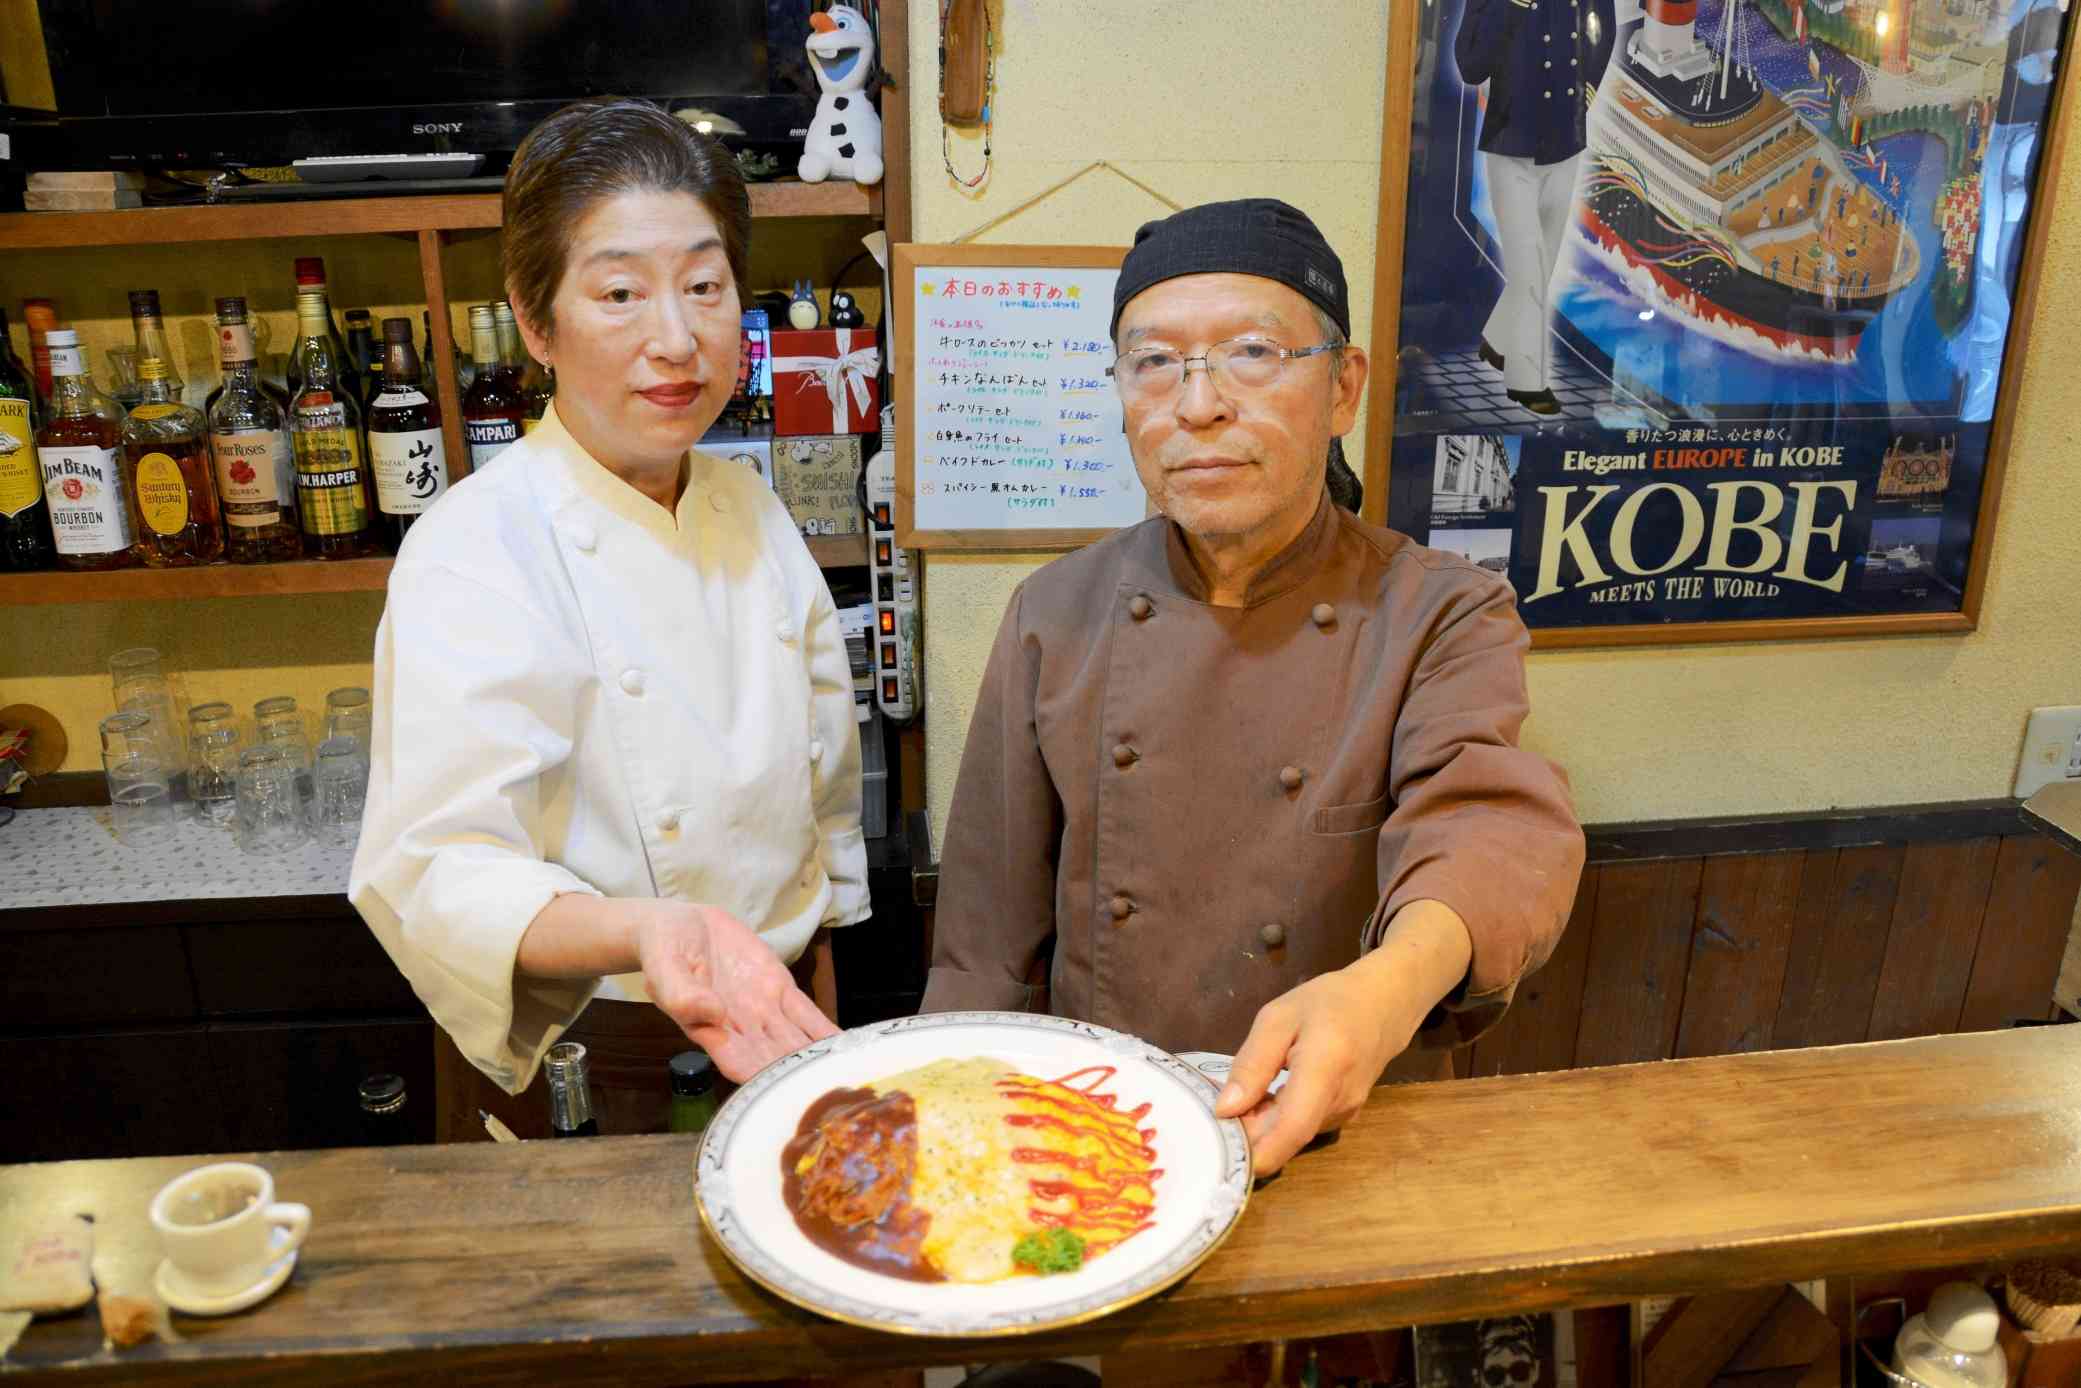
xmin=1107 ymin=337 xmax=1340 ymax=402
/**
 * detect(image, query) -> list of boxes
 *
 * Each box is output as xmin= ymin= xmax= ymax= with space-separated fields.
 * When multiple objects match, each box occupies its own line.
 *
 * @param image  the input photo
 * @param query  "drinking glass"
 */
xmin=311 ymin=736 xmax=367 ymax=849
xmin=101 ymin=711 xmax=173 ymax=847
xmin=110 ymin=646 xmax=186 ymax=784
xmin=233 ymin=744 xmax=308 ymax=855
xmin=187 ymin=702 xmax=242 ymax=828
xmin=322 ymin=687 xmax=373 ymax=761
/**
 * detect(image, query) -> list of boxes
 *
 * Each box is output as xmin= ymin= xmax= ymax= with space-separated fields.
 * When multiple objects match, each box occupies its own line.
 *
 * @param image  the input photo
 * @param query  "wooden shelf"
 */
xmin=1 ymin=537 xmax=869 ymax=604
xmin=0 ymin=558 xmax=395 ymax=605
xmin=0 ymin=181 xmax=881 ymax=250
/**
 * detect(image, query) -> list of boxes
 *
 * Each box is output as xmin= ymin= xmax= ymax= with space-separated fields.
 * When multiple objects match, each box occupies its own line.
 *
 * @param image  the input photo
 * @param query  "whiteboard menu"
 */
xmin=893 ymin=244 xmax=1146 ymax=549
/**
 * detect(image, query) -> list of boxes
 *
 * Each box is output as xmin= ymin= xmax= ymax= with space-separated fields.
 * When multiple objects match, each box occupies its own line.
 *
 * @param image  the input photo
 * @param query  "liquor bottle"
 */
xmin=208 ymin=297 xmax=303 ymax=563
xmin=122 ymin=356 xmax=224 ymax=567
xmin=0 ymin=307 xmax=55 ymax=570
xmin=344 ymin=309 xmax=380 ymax=411
xmin=367 ymin=316 xmax=449 ymax=551
xmin=21 ymin=299 xmax=58 ymax=408
xmin=461 ymin=305 xmax=525 ymax=469
xmin=286 ymin=258 xmax=360 ymax=405
xmin=667 ymin=1050 xmax=719 ymax=1135
xmin=419 ymin=310 xmax=473 ymax=398
xmin=491 ymin=300 xmax=553 ymax=430
xmin=357 ymin=1073 xmax=409 ymax=1146
xmin=126 ymin=290 xmax=184 ymax=400
xmin=543 ymin=1042 xmax=599 ymax=1138
xmin=35 ymin=328 xmax=136 ymax=572
xmin=289 ymin=291 xmax=379 ymax=559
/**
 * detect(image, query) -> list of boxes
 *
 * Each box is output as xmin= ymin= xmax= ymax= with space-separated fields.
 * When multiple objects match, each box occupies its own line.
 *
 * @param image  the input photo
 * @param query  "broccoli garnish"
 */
xmin=1011 ymin=1228 xmax=1087 ymax=1274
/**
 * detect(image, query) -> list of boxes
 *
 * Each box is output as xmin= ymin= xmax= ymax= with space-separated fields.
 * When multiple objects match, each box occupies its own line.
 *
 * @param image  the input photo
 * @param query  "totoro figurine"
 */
xmin=787 ymin=279 xmax=821 ymax=331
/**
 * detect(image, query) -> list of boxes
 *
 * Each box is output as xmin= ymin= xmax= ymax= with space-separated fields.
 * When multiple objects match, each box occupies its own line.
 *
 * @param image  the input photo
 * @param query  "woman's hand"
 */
xmin=635 ymin=901 xmax=840 ymax=1081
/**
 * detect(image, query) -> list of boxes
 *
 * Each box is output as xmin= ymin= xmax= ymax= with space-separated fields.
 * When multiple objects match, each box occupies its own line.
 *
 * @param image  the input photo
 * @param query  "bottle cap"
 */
xmin=669 ymin=1050 xmax=717 ymax=1097
xmin=216 ymin=296 xmax=248 ymax=320
xmin=294 ymin=256 xmax=327 ymax=287
xmin=345 ymin=308 xmax=371 ymax=326
xmin=1923 ymin=1281 xmax=2000 ymax=1354
xmin=296 ymin=291 xmax=331 ymax=326
xmin=46 ymin=328 xmax=78 ymax=347
xmin=382 ymin=317 xmax=414 ymax=345
xmin=137 ymin=357 xmax=170 ymax=382
xmin=128 ymin=289 xmax=162 ymax=317
xmin=492 ymin=300 xmax=517 ymax=324
xmin=358 ymin=1073 xmax=406 ymax=1114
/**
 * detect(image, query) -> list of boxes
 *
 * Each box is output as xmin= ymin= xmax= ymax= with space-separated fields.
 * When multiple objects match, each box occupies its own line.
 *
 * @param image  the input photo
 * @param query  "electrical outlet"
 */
xmin=2014 ymin=705 xmax=2081 ymax=797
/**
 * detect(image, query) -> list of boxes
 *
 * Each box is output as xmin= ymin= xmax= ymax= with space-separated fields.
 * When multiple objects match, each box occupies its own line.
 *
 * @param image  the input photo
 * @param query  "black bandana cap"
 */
xmin=1109 ymin=197 xmax=1351 ymax=342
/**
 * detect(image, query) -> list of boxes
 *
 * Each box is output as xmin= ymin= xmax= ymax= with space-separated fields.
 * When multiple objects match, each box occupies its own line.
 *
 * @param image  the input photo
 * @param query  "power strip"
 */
xmin=864 ymin=406 xmax=920 ymax=721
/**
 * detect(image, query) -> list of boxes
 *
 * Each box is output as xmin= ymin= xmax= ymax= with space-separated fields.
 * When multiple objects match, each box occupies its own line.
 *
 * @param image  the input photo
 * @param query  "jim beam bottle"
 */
xmin=543 ymin=1042 xmax=599 ymax=1138
xmin=461 ymin=305 xmax=524 ymax=469
xmin=36 ymin=329 xmax=136 ymax=571
xmin=208 ymin=297 xmax=303 ymax=563
xmin=366 ymin=317 xmax=448 ymax=551
xmin=289 ymin=291 xmax=379 ymax=559
xmin=0 ymin=306 xmax=55 ymax=571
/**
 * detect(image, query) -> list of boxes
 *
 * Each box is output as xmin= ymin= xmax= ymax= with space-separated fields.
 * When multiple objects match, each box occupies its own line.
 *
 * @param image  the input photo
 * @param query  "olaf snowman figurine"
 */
xmin=798 ymin=5 xmax=884 ymax=185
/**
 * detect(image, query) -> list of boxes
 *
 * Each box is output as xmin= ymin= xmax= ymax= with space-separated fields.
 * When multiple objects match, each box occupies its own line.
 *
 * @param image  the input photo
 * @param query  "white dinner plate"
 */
xmin=694 ymin=1011 xmax=1252 ymax=1337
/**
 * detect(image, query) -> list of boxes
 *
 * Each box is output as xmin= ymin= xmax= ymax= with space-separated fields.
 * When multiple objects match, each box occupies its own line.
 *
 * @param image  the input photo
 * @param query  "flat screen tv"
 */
xmin=18 ymin=0 xmax=827 ymax=171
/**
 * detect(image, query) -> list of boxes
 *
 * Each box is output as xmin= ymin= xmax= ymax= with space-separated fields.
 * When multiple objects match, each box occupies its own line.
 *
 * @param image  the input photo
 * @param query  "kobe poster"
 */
xmin=1386 ymin=0 xmax=2071 ymax=635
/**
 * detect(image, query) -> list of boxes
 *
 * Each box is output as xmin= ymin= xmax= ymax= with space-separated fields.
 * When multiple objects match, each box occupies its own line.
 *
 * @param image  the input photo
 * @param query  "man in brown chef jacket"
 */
xmin=922 ymin=198 xmax=1585 ymax=1183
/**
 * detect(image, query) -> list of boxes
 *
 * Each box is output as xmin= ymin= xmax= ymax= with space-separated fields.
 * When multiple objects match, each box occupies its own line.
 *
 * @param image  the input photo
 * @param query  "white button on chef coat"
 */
xmin=349 ymin=403 xmax=870 ymax=1095
xmin=809 ymin=738 xmax=826 ymax=764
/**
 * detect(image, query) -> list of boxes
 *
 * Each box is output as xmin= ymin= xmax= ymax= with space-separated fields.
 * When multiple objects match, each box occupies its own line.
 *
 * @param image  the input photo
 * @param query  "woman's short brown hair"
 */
xmin=502 ymin=97 xmax=752 ymax=338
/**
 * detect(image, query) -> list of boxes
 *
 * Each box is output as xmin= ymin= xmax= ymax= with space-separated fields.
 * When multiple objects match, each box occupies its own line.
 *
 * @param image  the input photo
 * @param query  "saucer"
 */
xmin=154 ymin=1236 xmax=298 ymax=1316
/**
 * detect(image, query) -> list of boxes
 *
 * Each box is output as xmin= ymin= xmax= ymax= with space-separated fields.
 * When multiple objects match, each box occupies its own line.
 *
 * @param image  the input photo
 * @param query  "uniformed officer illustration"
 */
xmin=1456 ymin=0 xmax=1617 ymax=415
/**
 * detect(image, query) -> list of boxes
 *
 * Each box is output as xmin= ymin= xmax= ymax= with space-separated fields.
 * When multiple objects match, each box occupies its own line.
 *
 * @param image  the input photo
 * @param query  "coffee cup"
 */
xmin=148 ymin=1162 xmax=310 ymax=1295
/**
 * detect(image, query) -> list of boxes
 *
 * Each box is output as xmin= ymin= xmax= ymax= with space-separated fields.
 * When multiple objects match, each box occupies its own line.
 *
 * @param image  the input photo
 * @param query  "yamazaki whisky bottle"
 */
xmin=36 ymin=329 xmax=136 ymax=571
xmin=366 ymin=317 xmax=449 ymax=552
xmin=288 ymin=291 xmax=378 ymax=559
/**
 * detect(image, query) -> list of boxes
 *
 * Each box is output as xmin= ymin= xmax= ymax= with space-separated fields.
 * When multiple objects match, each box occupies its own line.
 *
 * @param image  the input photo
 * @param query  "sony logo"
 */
xmin=412 ymin=122 xmax=466 ymax=135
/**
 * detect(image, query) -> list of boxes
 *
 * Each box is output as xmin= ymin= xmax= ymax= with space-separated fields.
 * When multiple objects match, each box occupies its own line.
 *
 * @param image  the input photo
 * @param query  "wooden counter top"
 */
xmin=5 ymin=1026 xmax=2080 ymax=1384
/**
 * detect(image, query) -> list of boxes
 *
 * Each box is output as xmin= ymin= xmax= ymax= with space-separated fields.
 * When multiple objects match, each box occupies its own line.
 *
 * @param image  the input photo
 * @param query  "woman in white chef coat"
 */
xmin=350 ymin=98 xmax=866 ymax=1133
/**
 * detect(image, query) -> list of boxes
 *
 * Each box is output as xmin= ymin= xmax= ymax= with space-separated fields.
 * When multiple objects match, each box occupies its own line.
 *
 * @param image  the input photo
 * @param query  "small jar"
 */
xmin=668 ymin=1050 xmax=720 ymax=1135
xmin=1892 ymin=1282 xmax=2007 ymax=1388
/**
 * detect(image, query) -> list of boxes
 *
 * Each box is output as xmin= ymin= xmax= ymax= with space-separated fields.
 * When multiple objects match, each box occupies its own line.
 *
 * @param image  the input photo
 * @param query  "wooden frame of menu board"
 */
xmin=892 ymin=242 xmax=1139 ymax=549
xmin=1365 ymin=0 xmax=2079 ymax=649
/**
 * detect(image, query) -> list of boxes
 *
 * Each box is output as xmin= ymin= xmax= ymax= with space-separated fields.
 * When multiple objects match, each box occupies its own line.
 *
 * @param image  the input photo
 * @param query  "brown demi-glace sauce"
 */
xmin=781 ymin=1086 xmax=942 ymax=1282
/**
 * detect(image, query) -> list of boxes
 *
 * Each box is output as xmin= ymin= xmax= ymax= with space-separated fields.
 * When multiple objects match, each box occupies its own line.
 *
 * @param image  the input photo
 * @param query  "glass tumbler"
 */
xmin=233 ymin=743 xmax=309 ymax=855
xmin=187 ymin=702 xmax=242 ymax=827
xmin=100 ymin=711 xmax=173 ymax=847
xmin=311 ymin=735 xmax=368 ymax=849
xmin=322 ymin=687 xmax=373 ymax=761
xmin=110 ymin=646 xmax=187 ymax=786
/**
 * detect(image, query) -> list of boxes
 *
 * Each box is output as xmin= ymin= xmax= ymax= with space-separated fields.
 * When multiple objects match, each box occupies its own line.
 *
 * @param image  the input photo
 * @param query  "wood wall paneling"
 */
xmin=1468 ymin=869 xmax=1598 ymax=1078
xmin=1676 ymin=852 xmax=1806 ymax=1059
xmin=1865 ymin=837 xmax=2002 ymax=1041
xmin=1572 ymin=857 xmax=1704 ymax=1068
xmin=1956 ymin=834 xmax=2081 ymax=1031
xmin=1771 ymin=845 xmax=1905 ymax=1050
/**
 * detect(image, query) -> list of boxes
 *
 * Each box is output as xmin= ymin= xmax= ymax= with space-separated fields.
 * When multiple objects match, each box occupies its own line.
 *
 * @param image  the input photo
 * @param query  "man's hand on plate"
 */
xmin=1214 ymin=899 xmax=1475 ymax=1177
xmin=637 ymin=901 xmax=839 ymax=1082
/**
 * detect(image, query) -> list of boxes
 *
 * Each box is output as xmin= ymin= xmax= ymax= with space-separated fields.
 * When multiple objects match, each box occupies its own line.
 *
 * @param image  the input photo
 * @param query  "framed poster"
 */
xmin=890 ymin=243 xmax=1149 ymax=549
xmin=1370 ymin=0 xmax=2075 ymax=645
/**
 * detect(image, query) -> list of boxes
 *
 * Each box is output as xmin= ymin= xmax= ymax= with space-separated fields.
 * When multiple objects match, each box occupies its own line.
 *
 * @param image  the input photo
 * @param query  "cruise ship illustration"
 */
xmin=1577 ymin=0 xmax=1923 ymax=359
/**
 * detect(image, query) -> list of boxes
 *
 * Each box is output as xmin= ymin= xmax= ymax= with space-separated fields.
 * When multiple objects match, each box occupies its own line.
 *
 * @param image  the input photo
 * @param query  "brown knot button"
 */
xmin=1128 ymin=594 xmax=1154 ymax=620
xmin=1112 ymin=743 xmax=1138 ymax=768
xmin=1109 ymin=894 xmax=1135 ymax=921
xmin=1279 ymin=765 xmax=1305 ymax=791
xmin=1311 ymin=602 xmax=1336 ymax=628
xmin=1259 ymin=922 xmax=1287 ymax=948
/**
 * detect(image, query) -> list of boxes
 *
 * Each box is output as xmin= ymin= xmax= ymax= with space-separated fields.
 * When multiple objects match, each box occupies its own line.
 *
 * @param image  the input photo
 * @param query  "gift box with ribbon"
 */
xmin=770 ymin=327 xmax=881 ymax=436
